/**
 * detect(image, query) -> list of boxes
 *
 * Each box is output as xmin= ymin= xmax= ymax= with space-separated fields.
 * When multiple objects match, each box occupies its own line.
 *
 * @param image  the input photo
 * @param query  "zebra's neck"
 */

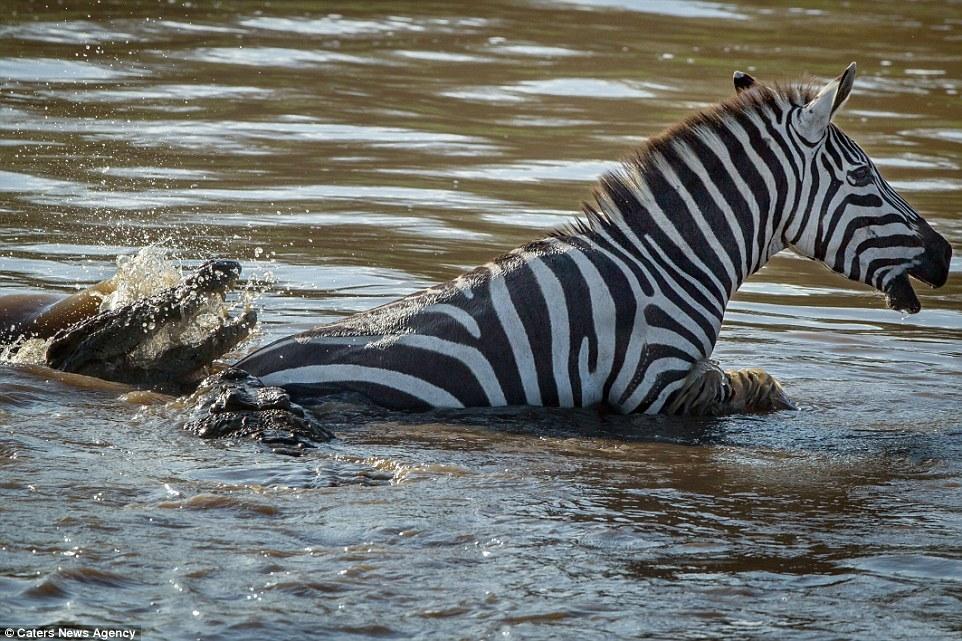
xmin=569 ymin=93 xmax=802 ymax=318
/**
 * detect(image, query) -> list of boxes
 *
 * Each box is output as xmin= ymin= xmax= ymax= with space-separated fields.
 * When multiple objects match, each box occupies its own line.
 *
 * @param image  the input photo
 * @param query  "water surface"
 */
xmin=1 ymin=1 xmax=961 ymax=639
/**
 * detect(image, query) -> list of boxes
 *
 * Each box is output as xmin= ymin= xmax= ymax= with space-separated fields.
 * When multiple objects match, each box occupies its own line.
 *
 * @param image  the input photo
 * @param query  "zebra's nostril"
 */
xmin=909 ymin=230 xmax=952 ymax=289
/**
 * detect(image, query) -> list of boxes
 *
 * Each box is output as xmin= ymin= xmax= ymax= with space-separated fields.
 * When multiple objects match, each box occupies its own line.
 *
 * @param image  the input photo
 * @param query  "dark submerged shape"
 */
xmin=183 ymin=368 xmax=334 ymax=455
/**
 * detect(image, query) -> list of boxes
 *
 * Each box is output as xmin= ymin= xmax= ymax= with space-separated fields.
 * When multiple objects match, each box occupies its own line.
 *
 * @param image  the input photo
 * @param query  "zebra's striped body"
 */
xmin=239 ymin=233 xmax=719 ymax=413
xmin=237 ymin=63 xmax=951 ymax=414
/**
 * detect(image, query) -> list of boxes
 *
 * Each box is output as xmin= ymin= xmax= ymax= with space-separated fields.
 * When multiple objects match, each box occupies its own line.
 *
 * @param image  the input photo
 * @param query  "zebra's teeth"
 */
xmin=885 ymin=272 xmax=921 ymax=314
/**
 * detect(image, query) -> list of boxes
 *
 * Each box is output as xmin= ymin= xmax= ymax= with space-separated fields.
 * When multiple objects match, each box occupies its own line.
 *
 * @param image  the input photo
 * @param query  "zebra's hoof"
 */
xmin=726 ymin=368 xmax=797 ymax=413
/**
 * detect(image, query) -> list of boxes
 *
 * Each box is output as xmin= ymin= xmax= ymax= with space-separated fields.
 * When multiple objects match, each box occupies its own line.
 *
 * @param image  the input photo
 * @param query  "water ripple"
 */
xmin=542 ymin=0 xmax=748 ymax=20
xmin=238 ymin=15 xmax=490 ymax=37
xmin=0 ymin=58 xmax=144 ymax=82
xmin=183 ymin=46 xmax=374 ymax=68
xmin=444 ymin=78 xmax=670 ymax=103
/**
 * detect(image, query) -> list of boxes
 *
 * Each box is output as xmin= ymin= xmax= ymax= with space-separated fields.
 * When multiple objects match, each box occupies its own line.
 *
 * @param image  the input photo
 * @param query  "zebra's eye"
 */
xmin=847 ymin=165 xmax=874 ymax=187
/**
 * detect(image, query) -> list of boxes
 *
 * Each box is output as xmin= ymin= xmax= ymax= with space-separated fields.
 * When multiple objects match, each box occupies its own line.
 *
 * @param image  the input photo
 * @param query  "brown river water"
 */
xmin=1 ymin=1 xmax=961 ymax=639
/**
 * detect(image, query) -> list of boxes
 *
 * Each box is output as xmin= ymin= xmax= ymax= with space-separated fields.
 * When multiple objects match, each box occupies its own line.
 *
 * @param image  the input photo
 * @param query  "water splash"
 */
xmin=0 ymin=337 xmax=50 ymax=365
xmin=2 ymin=245 xmax=272 ymax=369
xmin=98 ymin=244 xmax=184 ymax=312
xmin=115 ymin=247 xmax=272 ymax=366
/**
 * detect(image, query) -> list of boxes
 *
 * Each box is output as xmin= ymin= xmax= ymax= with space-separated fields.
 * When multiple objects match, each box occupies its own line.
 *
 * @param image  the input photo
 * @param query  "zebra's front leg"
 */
xmin=666 ymin=359 xmax=796 ymax=416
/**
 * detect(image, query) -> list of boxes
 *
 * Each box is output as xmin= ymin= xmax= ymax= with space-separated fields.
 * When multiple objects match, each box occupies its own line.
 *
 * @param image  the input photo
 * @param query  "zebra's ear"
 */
xmin=797 ymin=62 xmax=857 ymax=141
xmin=733 ymin=71 xmax=756 ymax=94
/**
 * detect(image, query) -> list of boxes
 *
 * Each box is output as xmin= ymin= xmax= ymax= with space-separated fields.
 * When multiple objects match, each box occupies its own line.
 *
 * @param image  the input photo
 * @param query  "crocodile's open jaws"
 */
xmin=44 ymin=259 xmax=256 ymax=393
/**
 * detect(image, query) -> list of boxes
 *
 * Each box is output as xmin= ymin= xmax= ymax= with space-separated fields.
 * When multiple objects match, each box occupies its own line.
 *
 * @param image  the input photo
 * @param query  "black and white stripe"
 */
xmin=237 ymin=63 xmax=949 ymax=414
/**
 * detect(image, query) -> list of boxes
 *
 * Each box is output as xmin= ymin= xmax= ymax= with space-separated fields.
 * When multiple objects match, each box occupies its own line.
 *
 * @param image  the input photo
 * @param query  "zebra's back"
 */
xmin=235 ymin=235 xmax=706 ymax=413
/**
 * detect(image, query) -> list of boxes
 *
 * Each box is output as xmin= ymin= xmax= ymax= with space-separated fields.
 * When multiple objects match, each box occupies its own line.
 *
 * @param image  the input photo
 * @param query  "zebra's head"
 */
xmin=735 ymin=63 xmax=952 ymax=314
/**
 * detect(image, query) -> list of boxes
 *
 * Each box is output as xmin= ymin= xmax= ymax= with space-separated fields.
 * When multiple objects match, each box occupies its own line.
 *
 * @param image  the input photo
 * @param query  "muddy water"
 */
xmin=1 ymin=1 xmax=961 ymax=638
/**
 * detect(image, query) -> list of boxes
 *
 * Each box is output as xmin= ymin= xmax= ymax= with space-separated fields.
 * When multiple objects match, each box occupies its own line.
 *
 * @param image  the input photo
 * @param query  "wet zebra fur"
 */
xmin=235 ymin=62 xmax=951 ymax=415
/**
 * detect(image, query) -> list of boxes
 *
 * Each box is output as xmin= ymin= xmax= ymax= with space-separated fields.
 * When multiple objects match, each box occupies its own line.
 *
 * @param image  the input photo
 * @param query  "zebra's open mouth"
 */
xmin=885 ymin=272 xmax=921 ymax=314
xmin=885 ymin=227 xmax=952 ymax=315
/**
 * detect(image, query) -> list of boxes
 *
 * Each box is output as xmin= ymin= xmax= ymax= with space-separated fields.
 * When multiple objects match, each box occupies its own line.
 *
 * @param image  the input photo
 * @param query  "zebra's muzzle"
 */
xmin=908 ymin=224 xmax=952 ymax=289
xmin=886 ymin=224 xmax=952 ymax=314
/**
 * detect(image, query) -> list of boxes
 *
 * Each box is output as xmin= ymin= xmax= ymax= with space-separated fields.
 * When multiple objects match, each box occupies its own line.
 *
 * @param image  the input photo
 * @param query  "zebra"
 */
xmin=232 ymin=62 xmax=951 ymax=416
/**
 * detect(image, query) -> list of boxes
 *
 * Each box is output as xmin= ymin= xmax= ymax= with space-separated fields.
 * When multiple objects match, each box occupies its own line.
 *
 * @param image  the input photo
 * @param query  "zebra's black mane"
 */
xmin=554 ymin=82 xmax=818 ymax=239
